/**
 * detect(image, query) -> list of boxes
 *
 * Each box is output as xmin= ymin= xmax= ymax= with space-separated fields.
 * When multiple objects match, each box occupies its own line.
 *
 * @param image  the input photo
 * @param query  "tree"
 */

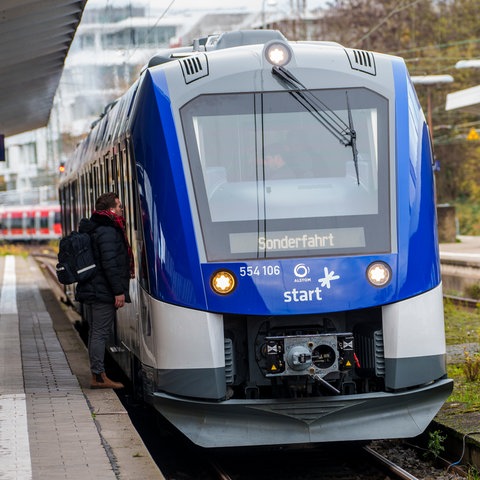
xmin=316 ymin=0 xmax=480 ymax=205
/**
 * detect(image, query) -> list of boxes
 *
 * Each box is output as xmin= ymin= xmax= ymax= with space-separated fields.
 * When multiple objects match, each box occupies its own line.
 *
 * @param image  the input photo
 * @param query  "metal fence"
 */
xmin=0 ymin=186 xmax=58 ymax=206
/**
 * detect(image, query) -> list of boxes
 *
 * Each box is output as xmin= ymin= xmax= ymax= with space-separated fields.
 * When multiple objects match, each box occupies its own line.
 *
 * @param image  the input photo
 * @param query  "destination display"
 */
xmin=230 ymin=227 xmax=366 ymax=254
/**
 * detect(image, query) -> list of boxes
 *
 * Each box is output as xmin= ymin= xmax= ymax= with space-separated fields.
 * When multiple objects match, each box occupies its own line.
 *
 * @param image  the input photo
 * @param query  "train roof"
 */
xmin=144 ymin=30 xmax=344 ymax=69
xmin=144 ymin=30 xmax=287 ymax=69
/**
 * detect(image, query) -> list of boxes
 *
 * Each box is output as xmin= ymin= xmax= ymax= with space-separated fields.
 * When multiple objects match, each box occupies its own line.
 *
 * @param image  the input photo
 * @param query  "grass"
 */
xmin=446 ymin=363 xmax=480 ymax=412
xmin=456 ymin=201 xmax=480 ymax=237
xmin=441 ymin=298 xmax=480 ymax=416
xmin=0 ymin=242 xmax=58 ymax=257
xmin=0 ymin=243 xmax=30 ymax=257
xmin=444 ymin=299 xmax=480 ymax=345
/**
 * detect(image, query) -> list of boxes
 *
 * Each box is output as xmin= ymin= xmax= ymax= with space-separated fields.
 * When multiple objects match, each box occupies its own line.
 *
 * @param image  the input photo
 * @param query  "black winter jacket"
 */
xmin=75 ymin=213 xmax=131 ymax=305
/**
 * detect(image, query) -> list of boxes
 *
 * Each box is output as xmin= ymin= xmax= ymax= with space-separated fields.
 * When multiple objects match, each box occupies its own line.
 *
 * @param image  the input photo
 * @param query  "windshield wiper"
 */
xmin=345 ymin=90 xmax=359 ymax=185
xmin=272 ymin=65 xmax=360 ymax=185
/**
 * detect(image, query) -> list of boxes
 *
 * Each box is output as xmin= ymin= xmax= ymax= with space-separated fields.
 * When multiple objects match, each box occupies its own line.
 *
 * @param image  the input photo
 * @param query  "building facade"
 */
xmin=1 ymin=3 xmax=321 ymax=206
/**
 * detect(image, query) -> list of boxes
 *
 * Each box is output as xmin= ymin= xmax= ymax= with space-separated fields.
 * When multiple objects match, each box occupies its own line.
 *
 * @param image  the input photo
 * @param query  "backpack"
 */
xmin=56 ymin=230 xmax=97 ymax=285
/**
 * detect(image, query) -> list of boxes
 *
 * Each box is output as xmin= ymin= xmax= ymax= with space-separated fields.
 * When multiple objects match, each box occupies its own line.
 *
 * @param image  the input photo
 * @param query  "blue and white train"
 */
xmin=59 ymin=30 xmax=453 ymax=448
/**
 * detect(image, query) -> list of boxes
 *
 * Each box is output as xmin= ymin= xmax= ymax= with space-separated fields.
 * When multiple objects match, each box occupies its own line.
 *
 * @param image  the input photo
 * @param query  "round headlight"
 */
xmin=264 ymin=41 xmax=292 ymax=67
xmin=211 ymin=270 xmax=236 ymax=295
xmin=366 ymin=261 xmax=391 ymax=287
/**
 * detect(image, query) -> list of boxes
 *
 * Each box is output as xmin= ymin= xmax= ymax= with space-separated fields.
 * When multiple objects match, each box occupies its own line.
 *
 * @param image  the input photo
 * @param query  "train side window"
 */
xmin=124 ymin=142 xmax=137 ymax=232
xmin=79 ymin=175 xmax=86 ymax=217
xmin=73 ymin=180 xmax=80 ymax=229
xmin=119 ymin=152 xmax=125 ymax=219
xmin=120 ymin=145 xmax=132 ymax=240
xmin=65 ymin=184 xmax=72 ymax=233
xmin=11 ymin=216 xmax=23 ymax=229
xmin=105 ymin=154 xmax=110 ymax=191
xmin=115 ymin=151 xmax=120 ymax=196
xmin=40 ymin=214 xmax=48 ymax=229
xmin=109 ymin=154 xmax=115 ymax=191
xmin=118 ymin=150 xmax=125 ymax=209
xmin=88 ymin=168 xmax=94 ymax=216
xmin=92 ymin=162 xmax=100 ymax=204
xmin=84 ymin=172 xmax=89 ymax=217
xmin=111 ymin=155 xmax=118 ymax=194
xmin=101 ymin=153 xmax=108 ymax=192
xmin=119 ymin=147 xmax=126 ymax=211
xmin=61 ymin=186 xmax=67 ymax=234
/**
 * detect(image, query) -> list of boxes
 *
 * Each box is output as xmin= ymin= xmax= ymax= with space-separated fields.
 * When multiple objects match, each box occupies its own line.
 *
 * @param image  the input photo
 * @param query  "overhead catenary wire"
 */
xmin=123 ymin=0 xmax=178 ymax=64
xmin=352 ymin=0 xmax=426 ymax=48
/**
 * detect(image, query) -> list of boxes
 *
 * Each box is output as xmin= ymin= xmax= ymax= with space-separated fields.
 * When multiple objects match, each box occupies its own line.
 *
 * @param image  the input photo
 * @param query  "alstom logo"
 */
xmin=293 ymin=263 xmax=311 ymax=283
xmin=294 ymin=263 xmax=309 ymax=277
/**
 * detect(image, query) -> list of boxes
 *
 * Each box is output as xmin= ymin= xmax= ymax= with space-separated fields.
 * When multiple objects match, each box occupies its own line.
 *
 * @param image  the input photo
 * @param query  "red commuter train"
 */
xmin=0 ymin=204 xmax=62 ymax=242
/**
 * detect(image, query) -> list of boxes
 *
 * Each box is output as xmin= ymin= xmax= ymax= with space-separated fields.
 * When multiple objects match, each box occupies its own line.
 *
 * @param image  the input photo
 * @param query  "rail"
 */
xmin=443 ymin=293 xmax=479 ymax=310
xmin=363 ymin=446 xmax=420 ymax=480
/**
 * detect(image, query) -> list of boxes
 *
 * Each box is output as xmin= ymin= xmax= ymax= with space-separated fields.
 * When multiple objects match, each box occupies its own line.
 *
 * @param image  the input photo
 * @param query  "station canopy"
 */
xmin=446 ymin=85 xmax=480 ymax=115
xmin=0 ymin=0 xmax=87 ymax=138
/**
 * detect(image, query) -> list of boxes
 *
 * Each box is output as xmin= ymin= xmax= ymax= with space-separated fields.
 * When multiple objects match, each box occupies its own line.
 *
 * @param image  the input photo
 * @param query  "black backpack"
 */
xmin=56 ymin=230 xmax=97 ymax=285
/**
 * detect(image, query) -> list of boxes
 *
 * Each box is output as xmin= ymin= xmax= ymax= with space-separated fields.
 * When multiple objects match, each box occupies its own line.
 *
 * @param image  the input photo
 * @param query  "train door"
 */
xmin=114 ymin=141 xmax=138 ymax=363
xmin=126 ymin=136 xmax=155 ymax=371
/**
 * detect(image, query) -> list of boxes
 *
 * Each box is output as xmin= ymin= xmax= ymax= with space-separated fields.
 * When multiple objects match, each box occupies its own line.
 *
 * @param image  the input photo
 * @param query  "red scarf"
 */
xmin=93 ymin=209 xmax=135 ymax=279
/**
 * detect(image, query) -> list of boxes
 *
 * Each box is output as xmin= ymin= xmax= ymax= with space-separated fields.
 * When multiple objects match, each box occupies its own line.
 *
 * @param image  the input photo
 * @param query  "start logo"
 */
xmin=284 ymin=286 xmax=322 ymax=303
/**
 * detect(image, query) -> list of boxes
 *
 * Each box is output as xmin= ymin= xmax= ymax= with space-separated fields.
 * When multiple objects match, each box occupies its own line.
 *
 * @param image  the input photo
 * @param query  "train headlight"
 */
xmin=366 ymin=261 xmax=392 ymax=287
xmin=211 ymin=270 xmax=236 ymax=295
xmin=264 ymin=41 xmax=292 ymax=67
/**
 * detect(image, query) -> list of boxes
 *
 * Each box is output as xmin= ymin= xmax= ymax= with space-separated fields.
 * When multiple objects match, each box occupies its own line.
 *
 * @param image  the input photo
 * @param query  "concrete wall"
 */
xmin=441 ymin=260 xmax=480 ymax=296
xmin=437 ymin=205 xmax=457 ymax=243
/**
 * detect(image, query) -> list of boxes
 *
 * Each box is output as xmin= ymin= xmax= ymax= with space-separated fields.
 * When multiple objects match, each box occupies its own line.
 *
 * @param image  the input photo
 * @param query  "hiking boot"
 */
xmin=91 ymin=372 xmax=124 ymax=390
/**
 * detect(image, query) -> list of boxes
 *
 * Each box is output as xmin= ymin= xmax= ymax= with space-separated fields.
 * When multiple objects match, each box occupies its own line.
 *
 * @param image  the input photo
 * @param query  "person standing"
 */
xmin=75 ymin=192 xmax=134 ymax=389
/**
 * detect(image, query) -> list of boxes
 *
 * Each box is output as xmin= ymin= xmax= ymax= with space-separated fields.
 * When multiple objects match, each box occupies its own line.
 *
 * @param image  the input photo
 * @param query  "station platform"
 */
xmin=439 ymin=235 xmax=480 ymax=294
xmin=439 ymin=235 xmax=480 ymax=263
xmin=0 ymin=255 xmax=164 ymax=480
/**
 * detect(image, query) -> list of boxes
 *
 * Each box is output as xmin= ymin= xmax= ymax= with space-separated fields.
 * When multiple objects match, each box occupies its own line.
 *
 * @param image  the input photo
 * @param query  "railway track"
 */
xmin=363 ymin=445 xmax=422 ymax=480
xmin=444 ymin=293 xmax=479 ymax=310
xmin=32 ymin=251 xmax=72 ymax=304
xmin=203 ymin=442 xmax=459 ymax=480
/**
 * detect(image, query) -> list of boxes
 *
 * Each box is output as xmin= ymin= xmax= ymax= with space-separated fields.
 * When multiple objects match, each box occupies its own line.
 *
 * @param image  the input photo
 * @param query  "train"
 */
xmin=0 ymin=204 xmax=61 ymax=242
xmin=59 ymin=30 xmax=453 ymax=448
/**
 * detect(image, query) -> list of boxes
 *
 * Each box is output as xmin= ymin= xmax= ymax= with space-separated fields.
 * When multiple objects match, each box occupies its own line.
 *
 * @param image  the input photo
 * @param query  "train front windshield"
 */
xmin=181 ymin=87 xmax=390 ymax=261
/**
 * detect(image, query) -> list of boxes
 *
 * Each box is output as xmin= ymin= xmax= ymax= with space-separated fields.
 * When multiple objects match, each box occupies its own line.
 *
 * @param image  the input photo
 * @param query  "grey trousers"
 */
xmin=84 ymin=302 xmax=116 ymax=374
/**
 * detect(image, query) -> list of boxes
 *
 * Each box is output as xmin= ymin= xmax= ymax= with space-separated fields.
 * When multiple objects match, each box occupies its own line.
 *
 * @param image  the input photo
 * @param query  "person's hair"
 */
xmin=95 ymin=192 xmax=119 ymax=211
